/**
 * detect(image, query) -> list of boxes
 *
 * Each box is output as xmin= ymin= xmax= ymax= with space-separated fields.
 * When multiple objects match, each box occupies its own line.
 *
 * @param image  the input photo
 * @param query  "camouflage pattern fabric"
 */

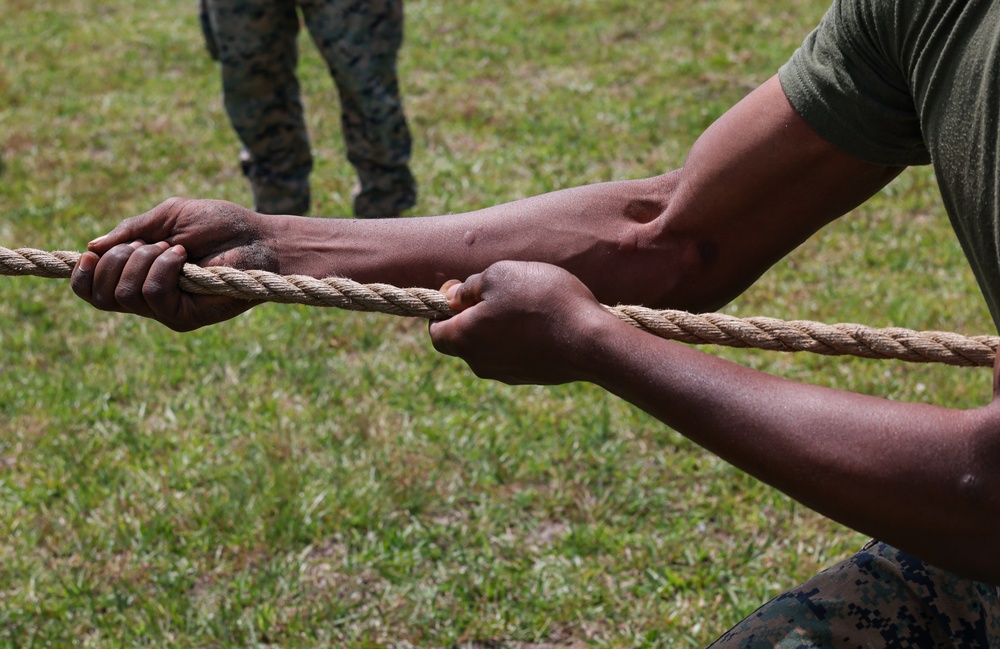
xmin=201 ymin=0 xmax=416 ymax=217
xmin=709 ymin=540 xmax=1000 ymax=648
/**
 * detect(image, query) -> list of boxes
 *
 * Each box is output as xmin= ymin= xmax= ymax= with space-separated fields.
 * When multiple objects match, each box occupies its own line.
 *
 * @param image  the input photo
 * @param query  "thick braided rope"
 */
xmin=2 ymin=246 xmax=997 ymax=367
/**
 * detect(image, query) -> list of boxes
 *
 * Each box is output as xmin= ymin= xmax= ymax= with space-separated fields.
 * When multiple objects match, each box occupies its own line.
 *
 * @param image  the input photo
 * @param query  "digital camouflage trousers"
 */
xmin=709 ymin=540 xmax=1000 ymax=648
xmin=201 ymin=0 xmax=416 ymax=217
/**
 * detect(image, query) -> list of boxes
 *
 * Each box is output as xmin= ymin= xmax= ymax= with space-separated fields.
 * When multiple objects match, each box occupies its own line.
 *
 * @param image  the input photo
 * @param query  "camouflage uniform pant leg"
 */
xmin=299 ymin=0 xmax=416 ymax=218
xmin=707 ymin=541 xmax=1000 ymax=648
xmin=203 ymin=0 xmax=313 ymax=215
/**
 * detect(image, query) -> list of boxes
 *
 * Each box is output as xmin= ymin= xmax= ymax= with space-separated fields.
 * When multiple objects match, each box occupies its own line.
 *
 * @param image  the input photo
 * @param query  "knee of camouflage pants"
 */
xmin=351 ymin=162 xmax=417 ymax=218
xmin=707 ymin=540 xmax=1000 ymax=648
xmin=241 ymin=147 xmax=311 ymax=216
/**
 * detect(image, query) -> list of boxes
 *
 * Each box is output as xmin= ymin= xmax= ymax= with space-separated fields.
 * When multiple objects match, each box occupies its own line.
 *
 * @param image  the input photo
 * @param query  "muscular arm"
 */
xmin=430 ymin=261 xmax=1000 ymax=584
xmin=73 ymin=76 xmax=902 ymax=325
xmin=268 ymin=76 xmax=901 ymax=310
xmin=590 ymin=316 xmax=1000 ymax=584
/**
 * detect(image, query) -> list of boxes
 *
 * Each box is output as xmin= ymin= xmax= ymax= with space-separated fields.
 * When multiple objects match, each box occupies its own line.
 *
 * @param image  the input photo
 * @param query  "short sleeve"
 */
xmin=778 ymin=0 xmax=931 ymax=166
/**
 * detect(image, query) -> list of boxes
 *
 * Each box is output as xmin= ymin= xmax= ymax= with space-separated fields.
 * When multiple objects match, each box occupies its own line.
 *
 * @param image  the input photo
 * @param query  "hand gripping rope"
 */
xmin=2 ymin=246 xmax=996 ymax=367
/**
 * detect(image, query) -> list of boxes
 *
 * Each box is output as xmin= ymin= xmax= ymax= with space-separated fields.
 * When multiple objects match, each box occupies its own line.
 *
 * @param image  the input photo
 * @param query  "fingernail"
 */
xmin=169 ymin=245 xmax=186 ymax=257
xmin=130 ymin=240 xmax=144 ymax=249
xmin=87 ymin=235 xmax=106 ymax=248
xmin=445 ymin=283 xmax=460 ymax=301
xmin=78 ymin=254 xmax=96 ymax=273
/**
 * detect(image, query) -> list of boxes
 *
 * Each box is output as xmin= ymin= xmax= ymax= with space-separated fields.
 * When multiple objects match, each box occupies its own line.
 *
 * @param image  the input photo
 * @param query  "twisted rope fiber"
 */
xmin=3 ymin=246 xmax=997 ymax=367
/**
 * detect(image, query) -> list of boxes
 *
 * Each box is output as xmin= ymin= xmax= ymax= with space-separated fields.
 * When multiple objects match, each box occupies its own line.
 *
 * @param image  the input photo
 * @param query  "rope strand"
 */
xmin=2 ymin=246 xmax=996 ymax=367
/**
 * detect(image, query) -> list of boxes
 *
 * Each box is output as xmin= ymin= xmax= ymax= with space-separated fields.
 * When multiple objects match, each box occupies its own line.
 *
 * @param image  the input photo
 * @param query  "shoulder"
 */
xmin=776 ymin=0 xmax=941 ymax=166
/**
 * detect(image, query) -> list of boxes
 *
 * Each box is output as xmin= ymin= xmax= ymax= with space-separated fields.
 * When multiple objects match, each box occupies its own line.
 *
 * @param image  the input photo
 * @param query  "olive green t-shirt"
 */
xmin=778 ymin=0 xmax=1000 ymax=327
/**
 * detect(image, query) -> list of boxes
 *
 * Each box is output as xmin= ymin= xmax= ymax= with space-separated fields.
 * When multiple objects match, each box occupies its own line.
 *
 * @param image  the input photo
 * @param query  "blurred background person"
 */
xmin=199 ymin=0 xmax=417 ymax=217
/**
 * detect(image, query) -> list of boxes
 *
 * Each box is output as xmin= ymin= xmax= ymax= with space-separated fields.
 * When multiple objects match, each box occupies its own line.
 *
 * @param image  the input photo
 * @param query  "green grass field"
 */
xmin=0 ymin=1 xmax=995 ymax=647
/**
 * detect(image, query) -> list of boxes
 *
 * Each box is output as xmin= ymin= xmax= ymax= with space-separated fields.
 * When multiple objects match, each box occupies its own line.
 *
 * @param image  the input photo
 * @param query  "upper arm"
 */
xmin=651 ymin=75 xmax=905 ymax=311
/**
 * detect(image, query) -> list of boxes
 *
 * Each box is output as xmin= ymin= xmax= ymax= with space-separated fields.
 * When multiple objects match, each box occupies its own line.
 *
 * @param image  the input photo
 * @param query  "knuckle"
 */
xmin=161 ymin=196 xmax=189 ymax=211
xmin=471 ymin=365 xmax=500 ymax=382
xmin=429 ymin=332 xmax=454 ymax=356
xmin=142 ymin=277 xmax=170 ymax=301
xmin=103 ymin=244 xmax=133 ymax=264
xmin=90 ymin=292 xmax=121 ymax=312
xmin=167 ymin=320 xmax=197 ymax=333
xmin=153 ymin=196 xmax=191 ymax=223
xmin=113 ymin=281 xmax=142 ymax=307
xmin=114 ymin=213 xmax=141 ymax=232
xmin=70 ymin=275 xmax=89 ymax=300
xmin=131 ymin=245 xmax=161 ymax=265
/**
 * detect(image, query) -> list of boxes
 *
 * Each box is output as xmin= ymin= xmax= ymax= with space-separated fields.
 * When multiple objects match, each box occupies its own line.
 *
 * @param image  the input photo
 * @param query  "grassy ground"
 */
xmin=0 ymin=0 xmax=994 ymax=647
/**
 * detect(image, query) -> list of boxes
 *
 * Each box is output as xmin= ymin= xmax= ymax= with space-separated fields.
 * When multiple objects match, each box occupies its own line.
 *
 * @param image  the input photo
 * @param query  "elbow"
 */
xmin=953 ymin=475 xmax=1000 ymax=583
xmin=631 ymin=218 xmax=754 ymax=313
xmin=608 ymin=220 xmax=717 ymax=311
xmin=892 ymin=473 xmax=1000 ymax=585
xmin=610 ymin=172 xmax=730 ymax=310
xmin=628 ymin=172 xmax=769 ymax=312
xmin=937 ymin=415 xmax=1000 ymax=584
xmin=963 ymin=409 xmax=1000 ymax=528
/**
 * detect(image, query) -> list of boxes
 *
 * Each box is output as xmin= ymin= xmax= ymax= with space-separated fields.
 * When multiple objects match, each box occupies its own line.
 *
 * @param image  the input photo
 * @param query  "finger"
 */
xmin=88 ymin=217 xmax=155 ymax=255
xmin=439 ymin=279 xmax=462 ymax=312
xmin=439 ymin=279 xmax=461 ymax=296
xmin=443 ymin=272 xmax=487 ymax=312
xmin=70 ymin=251 xmax=100 ymax=303
xmin=427 ymin=316 xmax=465 ymax=357
xmin=87 ymin=197 xmax=187 ymax=254
xmin=140 ymin=245 xmax=190 ymax=326
xmin=87 ymin=241 xmax=145 ymax=312
xmin=428 ymin=317 xmax=460 ymax=357
xmin=114 ymin=242 xmax=172 ymax=318
xmin=431 ymin=268 xmax=501 ymax=349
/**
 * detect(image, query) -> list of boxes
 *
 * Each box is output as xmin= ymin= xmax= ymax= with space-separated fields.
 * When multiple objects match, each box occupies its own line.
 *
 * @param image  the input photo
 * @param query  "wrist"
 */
xmin=564 ymin=305 xmax=635 ymax=384
xmin=261 ymin=214 xmax=343 ymax=278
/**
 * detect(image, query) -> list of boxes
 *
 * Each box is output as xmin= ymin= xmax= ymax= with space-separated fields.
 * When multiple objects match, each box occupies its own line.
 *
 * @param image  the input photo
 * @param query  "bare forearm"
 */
xmin=579 ymin=315 xmax=1000 ymax=582
xmin=264 ymin=173 xmax=707 ymax=307
xmin=269 ymin=76 xmax=903 ymax=312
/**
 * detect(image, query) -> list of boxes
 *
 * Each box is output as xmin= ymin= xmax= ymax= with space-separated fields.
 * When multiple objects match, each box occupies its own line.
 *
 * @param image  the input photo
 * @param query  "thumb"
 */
xmin=429 ymin=274 xmax=487 ymax=355
xmin=440 ymin=272 xmax=486 ymax=313
xmin=87 ymin=216 xmax=155 ymax=255
xmin=87 ymin=198 xmax=184 ymax=254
